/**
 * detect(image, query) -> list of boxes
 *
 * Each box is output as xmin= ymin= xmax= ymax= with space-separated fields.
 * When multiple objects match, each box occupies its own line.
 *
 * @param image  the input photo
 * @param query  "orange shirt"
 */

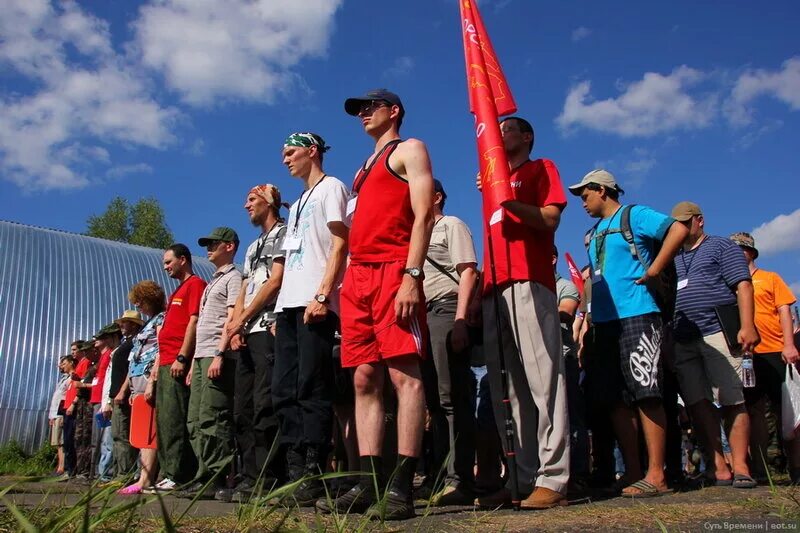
xmin=752 ymin=269 xmax=796 ymax=354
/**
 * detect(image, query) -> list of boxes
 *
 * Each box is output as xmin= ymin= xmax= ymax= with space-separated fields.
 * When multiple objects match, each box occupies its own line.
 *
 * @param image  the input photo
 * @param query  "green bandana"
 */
xmin=284 ymin=132 xmax=330 ymax=152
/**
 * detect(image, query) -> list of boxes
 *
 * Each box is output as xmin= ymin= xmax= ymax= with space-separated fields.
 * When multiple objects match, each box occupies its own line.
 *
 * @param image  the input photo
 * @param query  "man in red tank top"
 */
xmin=318 ymin=89 xmax=434 ymax=520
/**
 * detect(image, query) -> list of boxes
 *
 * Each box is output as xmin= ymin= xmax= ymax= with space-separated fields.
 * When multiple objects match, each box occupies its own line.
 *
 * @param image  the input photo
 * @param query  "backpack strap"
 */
xmin=620 ymin=204 xmax=652 ymax=270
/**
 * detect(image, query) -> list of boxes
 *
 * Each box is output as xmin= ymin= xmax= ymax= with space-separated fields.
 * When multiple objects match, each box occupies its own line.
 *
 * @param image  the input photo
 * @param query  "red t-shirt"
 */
xmin=90 ymin=349 xmax=112 ymax=404
xmin=483 ymin=158 xmax=567 ymax=294
xmin=349 ymin=140 xmax=413 ymax=263
xmin=158 ymin=275 xmax=206 ymax=366
xmin=64 ymin=356 xmax=90 ymax=407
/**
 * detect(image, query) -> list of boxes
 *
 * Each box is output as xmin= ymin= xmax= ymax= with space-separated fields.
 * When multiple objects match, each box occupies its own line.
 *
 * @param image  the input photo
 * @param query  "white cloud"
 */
xmin=556 ymin=66 xmax=717 ymax=137
xmin=383 ymin=56 xmax=415 ymax=79
xmin=134 ymin=0 xmax=343 ymax=106
xmin=0 ymin=0 xmax=177 ymax=191
xmin=751 ymin=208 xmax=800 ymax=255
xmin=106 ymin=163 xmax=154 ymax=180
xmin=724 ymin=57 xmax=800 ymax=126
xmin=571 ymin=27 xmax=592 ymax=42
xmin=593 ymin=148 xmax=656 ymax=190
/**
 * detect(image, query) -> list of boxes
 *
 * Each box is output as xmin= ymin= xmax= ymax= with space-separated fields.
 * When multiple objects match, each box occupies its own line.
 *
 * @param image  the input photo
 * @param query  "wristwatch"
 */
xmin=315 ymin=294 xmax=329 ymax=304
xmin=213 ymin=350 xmax=224 ymax=357
xmin=404 ymin=267 xmax=423 ymax=280
xmin=176 ymin=354 xmax=188 ymax=364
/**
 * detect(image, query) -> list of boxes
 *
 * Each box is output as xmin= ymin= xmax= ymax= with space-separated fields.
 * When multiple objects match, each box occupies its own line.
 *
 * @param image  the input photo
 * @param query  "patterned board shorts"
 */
xmin=585 ymin=313 xmax=664 ymax=407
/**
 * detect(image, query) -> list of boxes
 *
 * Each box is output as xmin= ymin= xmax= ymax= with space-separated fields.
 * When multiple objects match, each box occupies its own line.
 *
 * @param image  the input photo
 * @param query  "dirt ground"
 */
xmin=1 ymin=476 xmax=799 ymax=532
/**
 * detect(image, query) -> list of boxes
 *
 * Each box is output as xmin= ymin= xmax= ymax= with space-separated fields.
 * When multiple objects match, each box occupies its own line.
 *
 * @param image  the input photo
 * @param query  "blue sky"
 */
xmin=2 ymin=0 xmax=799 ymax=297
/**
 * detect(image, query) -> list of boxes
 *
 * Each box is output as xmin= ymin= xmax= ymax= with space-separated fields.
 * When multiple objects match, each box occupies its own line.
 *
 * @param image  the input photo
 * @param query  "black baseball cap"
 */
xmin=344 ymin=89 xmax=405 ymax=118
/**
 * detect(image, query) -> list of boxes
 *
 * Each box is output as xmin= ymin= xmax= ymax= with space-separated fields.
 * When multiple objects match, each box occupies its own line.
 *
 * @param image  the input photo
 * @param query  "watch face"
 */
xmin=316 ymin=294 xmax=326 ymax=303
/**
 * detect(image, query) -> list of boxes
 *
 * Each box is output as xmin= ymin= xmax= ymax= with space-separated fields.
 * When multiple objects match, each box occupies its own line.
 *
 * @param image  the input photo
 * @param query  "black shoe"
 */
xmin=176 ymin=481 xmax=205 ymax=499
xmin=177 ymin=481 xmax=218 ymax=500
xmin=316 ymin=483 xmax=377 ymax=514
xmin=366 ymin=488 xmax=415 ymax=521
xmin=291 ymin=479 xmax=327 ymax=507
xmin=230 ymin=479 xmax=258 ymax=503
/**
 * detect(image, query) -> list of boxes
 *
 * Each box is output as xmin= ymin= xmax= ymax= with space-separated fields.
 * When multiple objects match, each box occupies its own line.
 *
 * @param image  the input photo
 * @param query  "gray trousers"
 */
xmin=482 ymin=281 xmax=570 ymax=494
xmin=425 ymin=298 xmax=476 ymax=488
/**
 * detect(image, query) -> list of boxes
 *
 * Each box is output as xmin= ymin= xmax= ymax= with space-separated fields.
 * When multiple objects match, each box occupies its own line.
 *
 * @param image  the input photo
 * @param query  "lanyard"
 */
xmin=201 ymin=266 xmax=233 ymax=310
xmin=679 ymin=235 xmax=707 ymax=277
xmin=250 ymin=221 xmax=279 ymax=272
xmin=593 ymin=207 xmax=623 ymax=273
xmin=293 ymin=175 xmax=327 ymax=233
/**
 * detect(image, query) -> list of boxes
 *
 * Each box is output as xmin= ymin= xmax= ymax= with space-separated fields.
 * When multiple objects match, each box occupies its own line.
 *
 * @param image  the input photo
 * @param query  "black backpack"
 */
xmin=588 ymin=205 xmax=677 ymax=322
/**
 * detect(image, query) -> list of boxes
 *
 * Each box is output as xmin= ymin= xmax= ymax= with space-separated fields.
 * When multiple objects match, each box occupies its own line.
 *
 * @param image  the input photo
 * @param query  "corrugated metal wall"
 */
xmin=0 ymin=221 xmax=216 ymax=452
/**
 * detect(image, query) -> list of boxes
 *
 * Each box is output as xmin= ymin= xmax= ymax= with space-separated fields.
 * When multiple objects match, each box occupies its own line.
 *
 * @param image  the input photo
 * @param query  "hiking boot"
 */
xmin=520 ymin=487 xmax=567 ymax=509
xmin=316 ymin=483 xmax=376 ymax=514
xmin=176 ymin=481 xmax=219 ymax=500
xmin=366 ymin=488 xmax=415 ymax=521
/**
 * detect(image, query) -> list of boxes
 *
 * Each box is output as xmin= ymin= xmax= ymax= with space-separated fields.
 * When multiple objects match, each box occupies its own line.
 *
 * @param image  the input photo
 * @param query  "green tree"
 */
xmin=86 ymin=196 xmax=174 ymax=249
xmin=129 ymin=197 xmax=174 ymax=249
xmin=86 ymin=196 xmax=131 ymax=242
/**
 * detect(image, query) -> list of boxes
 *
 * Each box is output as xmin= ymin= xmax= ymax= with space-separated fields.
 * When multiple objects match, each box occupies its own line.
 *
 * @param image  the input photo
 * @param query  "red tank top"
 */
xmin=349 ymin=139 xmax=413 ymax=263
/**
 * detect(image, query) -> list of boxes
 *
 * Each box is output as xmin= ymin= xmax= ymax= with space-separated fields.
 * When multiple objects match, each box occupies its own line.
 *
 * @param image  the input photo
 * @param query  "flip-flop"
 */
xmin=622 ymin=479 xmax=673 ymax=498
xmin=732 ymin=474 xmax=757 ymax=489
xmin=117 ymin=484 xmax=143 ymax=495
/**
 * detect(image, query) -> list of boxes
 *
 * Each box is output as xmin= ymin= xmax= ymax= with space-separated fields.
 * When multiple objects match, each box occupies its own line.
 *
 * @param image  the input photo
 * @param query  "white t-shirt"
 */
xmin=275 ymin=176 xmax=348 ymax=315
xmin=242 ymin=223 xmax=287 ymax=333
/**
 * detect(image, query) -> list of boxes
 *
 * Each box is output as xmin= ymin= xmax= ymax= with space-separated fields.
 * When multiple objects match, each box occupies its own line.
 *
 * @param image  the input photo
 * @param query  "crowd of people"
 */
xmin=45 ymin=88 xmax=800 ymax=521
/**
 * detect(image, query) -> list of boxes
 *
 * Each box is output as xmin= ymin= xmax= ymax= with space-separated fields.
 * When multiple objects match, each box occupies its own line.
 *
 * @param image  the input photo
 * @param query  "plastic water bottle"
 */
xmin=741 ymin=353 xmax=756 ymax=388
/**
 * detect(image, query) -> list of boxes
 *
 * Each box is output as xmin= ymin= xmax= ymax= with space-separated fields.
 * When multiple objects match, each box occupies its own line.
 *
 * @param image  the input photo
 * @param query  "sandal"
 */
xmin=622 ymin=479 xmax=673 ymax=498
xmin=117 ymin=484 xmax=143 ymax=495
xmin=732 ymin=474 xmax=757 ymax=489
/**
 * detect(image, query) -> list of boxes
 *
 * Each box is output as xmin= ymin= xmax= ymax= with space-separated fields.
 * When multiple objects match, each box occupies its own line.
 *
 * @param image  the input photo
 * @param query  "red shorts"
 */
xmin=340 ymin=261 xmax=428 ymax=368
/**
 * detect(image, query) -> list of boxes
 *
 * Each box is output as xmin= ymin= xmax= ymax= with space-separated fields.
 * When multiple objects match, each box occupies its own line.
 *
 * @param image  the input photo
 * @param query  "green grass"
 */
xmin=0 ymin=442 xmax=56 ymax=477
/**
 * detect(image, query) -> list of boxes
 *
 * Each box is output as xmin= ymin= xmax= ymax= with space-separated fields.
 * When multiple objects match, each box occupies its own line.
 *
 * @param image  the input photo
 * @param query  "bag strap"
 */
xmin=620 ymin=204 xmax=652 ymax=270
xmin=425 ymin=255 xmax=459 ymax=286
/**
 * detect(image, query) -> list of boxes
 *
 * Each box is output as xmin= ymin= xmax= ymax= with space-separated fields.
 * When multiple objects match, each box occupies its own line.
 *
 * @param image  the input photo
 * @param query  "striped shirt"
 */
xmin=673 ymin=235 xmax=750 ymax=341
xmin=195 ymin=264 xmax=242 ymax=358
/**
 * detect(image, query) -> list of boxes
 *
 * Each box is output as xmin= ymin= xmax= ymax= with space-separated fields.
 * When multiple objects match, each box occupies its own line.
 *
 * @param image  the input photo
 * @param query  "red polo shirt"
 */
xmin=158 ymin=275 xmax=206 ymax=366
xmin=64 ymin=356 xmax=90 ymax=407
xmin=90 ymin=349 xmax=111 ymax=404
xmin=483 ymin=158 xmax=567 ymax=294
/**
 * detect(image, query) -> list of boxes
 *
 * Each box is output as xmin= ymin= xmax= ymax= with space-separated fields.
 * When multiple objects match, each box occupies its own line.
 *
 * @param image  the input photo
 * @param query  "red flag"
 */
xmin=565 ymin=252 xmax=585 ymax=298
xmin=460 ymin=0 xmax=516 ymax=225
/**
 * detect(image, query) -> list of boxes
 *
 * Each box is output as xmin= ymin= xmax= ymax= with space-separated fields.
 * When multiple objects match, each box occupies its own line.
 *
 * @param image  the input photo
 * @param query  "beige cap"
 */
xmin=730 ymin=232 xmax=759 ymax=259
xmin=568 ymin=169 xmax=625 ymax=196
xmin=114 ymin=309 xmax=145 ymax=327
xmin=671 ymin=201 xmax=703 ymax=222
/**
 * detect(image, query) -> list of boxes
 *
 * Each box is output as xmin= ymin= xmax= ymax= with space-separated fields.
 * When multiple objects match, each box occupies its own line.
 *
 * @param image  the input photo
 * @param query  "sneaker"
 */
xmin=175 ymin=481 xmax=206 ymax=499
xmin=154 ymin=478 xmax=177 ymax=491
xmin=316 ymin=483 xmax=376 ymax=514
xmin=428 ymin=484 xmax=475 ymax=506
xmin=366 ymin=488 xmax=415 ymax=521
xmin=230 ymin=479 xmax=259 ymax=503
xmin=53 ymin=473 xmax=70 ymax=483
xmin=520 ymin=487 xmax=567 ymax=509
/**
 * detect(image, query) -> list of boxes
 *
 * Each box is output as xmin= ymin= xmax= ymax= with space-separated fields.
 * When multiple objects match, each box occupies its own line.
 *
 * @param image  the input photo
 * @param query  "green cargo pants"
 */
xmin=111 ymin=402 xmax=138 ymax=475
xmin=187 ymin=356 xmax=236 ymax=482
xmin=156 ymin=365 xmax=196 ymax=484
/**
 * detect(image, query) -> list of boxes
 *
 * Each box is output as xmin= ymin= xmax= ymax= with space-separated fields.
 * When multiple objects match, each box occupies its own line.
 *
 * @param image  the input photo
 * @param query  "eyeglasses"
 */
xmin=357 ymin=100 xmax=390 ymax=116
xmin=205 ymin=241 xmax=222 ymax=252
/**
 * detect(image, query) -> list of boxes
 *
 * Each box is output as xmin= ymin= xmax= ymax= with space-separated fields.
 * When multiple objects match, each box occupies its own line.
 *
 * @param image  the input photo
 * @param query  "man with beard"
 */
xmin=219 ymin=185 xmax=288 ymax=502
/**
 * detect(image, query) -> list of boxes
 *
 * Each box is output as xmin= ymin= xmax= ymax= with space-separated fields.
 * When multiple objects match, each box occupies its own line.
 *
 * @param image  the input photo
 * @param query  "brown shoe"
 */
xmin=520 ymin=487 xmax=567 ymax=509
